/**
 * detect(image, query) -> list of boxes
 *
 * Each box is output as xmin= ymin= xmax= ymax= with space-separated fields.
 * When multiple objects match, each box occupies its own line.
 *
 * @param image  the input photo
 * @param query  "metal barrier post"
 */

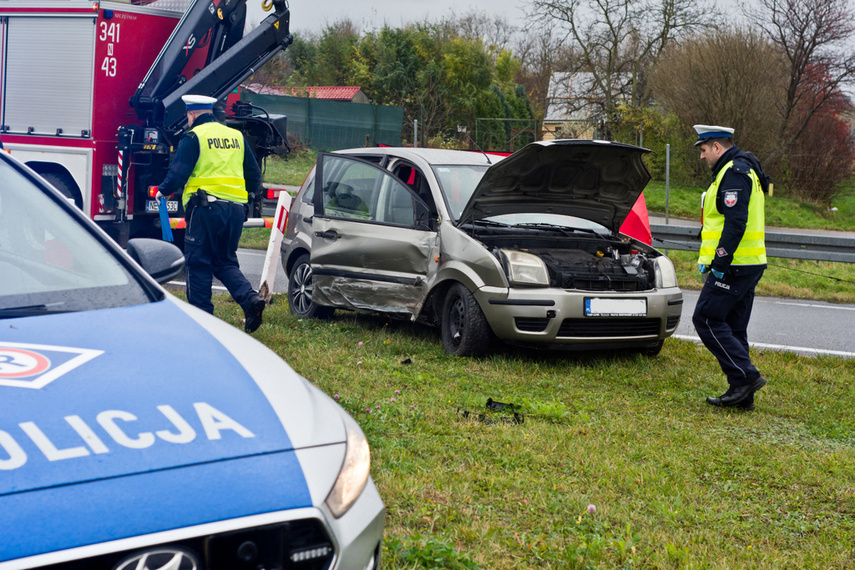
xmin=665 ymin=143 xmax=670 ymax=224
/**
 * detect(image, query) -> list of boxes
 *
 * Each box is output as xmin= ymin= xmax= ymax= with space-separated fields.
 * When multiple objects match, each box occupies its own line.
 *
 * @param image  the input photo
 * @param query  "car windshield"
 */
xmin=431 ymin=164 xmax=489 ymax=221
xmin=0 ymin=160 xmax=151 ymax=316
xmin=485 ymin=213 xmax=610 ymax=233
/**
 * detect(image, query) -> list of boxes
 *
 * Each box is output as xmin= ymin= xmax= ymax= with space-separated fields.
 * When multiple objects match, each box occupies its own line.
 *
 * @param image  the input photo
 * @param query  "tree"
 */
xmin=269 ymin=16 xmax=535 ymax=150
xmin=649 ymin=29 xmax=788 ymax=165
xmin=780 ymin=68 xmax=855 ymax=204
xmin=450 ymin=9 xmax=517 ymax=52
xmin=746 ymin=0 xmax=855 ymax=152
xmin=525 ymin=0 xmax=718 ymax=120
xmin=514 ymin=23 xmax=575 ymax=119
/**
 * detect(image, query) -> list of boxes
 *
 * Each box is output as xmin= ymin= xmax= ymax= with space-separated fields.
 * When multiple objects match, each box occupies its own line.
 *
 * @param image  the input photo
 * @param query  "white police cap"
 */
xmin=693 ymin=124 xmax=734 ymax=146
xmin=181 ymin=95 xmax=218 ymax=110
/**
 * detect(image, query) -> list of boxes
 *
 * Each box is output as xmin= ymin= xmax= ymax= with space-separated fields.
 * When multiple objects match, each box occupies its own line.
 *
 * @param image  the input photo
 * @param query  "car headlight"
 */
xmin=499 ymin=249 xmax=549 ymax=286
xmin=654 ymin=256 xmax=678 ymax=289
xmin=325 ymin=422 xmax=371 ymax=518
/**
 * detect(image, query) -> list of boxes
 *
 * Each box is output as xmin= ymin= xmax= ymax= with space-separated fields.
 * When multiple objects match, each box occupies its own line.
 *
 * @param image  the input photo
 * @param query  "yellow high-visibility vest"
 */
xmin=699 ymin=160 xmax=766 ymax=266
xmin=183 ymin=121 xmax=248 ymax=206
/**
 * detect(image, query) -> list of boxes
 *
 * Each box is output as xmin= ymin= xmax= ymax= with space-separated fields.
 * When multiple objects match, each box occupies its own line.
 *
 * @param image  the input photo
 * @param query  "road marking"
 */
xmin=673 ymin=334 xmax=855 ymax=359
xmin=764 ymin=300 xmax=855 ymax=312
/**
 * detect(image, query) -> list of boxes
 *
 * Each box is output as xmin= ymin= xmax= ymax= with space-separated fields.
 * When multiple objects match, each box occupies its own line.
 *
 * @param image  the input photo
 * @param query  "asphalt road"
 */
xmin=675 ymin=290 xmax=855 ymax=359
xmin=170 ymin=248 xmax=855 ymax=360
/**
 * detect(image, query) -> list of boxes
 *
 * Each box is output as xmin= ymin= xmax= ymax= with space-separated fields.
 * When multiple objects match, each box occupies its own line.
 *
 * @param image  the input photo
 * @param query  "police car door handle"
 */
xmin=315 ymin=230 xmax=340 ymax=241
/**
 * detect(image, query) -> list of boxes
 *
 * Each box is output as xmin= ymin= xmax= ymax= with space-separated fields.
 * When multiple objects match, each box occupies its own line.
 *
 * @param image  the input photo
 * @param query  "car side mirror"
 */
xmin=127 ymin=238 xmax=185 ymax=284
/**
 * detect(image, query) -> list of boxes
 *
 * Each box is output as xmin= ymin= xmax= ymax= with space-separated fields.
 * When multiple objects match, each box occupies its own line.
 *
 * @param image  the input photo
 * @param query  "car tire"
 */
xmin=441 ymin=282 xmax=491 ymax=357
xmin=288 ymin=254 xmax=334 ymax=319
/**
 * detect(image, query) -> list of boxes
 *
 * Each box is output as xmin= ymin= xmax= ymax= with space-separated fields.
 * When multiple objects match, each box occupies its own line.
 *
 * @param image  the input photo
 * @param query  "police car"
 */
xmin=0 ymin=152 xmax=384 ymax=569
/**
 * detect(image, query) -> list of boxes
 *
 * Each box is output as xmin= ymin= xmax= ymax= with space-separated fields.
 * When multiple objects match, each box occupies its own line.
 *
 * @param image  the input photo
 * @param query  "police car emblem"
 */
xmin=724 ymin=191 xmax=738 ymax=207
xmin=0 ymin=342 xmax=103 ymax=389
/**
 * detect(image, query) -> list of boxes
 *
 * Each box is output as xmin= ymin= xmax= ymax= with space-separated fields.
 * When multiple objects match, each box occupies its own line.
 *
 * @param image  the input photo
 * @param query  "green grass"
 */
xmin=208 ymin=295 xmax=855 ymax=569
xmin=262 ymin=147 xmax=318 ymax=186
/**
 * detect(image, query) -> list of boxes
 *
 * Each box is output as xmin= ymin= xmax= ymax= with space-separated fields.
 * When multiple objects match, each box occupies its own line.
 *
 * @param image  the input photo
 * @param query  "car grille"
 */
xmin=32 ymin=520 xmax=334 ymax=570
xmin=562 ymin=274 xmax=649 ymax=291
xmin=514 ymin=317 xmax=550 ymax=332
xmin=557 ymin=318 xmax=661 ymax=338
xmin=666 ymin=316 xmax=680 ymax=330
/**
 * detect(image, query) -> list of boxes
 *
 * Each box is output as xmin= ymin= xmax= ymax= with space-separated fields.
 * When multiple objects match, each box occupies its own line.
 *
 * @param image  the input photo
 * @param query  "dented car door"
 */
xmin=310 ymin=153 xmax=436 ymax=317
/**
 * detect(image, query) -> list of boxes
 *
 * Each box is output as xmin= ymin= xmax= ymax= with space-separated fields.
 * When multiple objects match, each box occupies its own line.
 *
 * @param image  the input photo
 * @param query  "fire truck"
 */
xmin=0 ymin=0 xmax=293 ymax=246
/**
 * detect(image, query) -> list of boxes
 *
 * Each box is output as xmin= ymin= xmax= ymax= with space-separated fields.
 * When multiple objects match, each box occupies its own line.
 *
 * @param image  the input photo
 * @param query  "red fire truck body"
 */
xmin=0 ymin=0 xmax=291 ymax=244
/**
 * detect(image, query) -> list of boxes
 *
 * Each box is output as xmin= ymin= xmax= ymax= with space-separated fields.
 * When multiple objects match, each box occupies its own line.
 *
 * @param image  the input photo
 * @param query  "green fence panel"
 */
xmin=242 ymin=93 xmax=404 ymax=150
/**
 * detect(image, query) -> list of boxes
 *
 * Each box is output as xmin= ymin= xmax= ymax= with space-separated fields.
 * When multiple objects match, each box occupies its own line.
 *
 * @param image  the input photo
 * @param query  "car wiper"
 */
xmin=0 ymin=304 xmax=70 ymax=319
xmin=514 ymin=222 xmax=602 ymax=236
xmin=470 ymin=219 xmax=511 ymax=228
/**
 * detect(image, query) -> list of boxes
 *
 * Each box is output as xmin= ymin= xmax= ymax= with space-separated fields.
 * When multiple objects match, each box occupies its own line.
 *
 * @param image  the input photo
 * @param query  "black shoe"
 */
xmin=706 ymin=386 xmax=736 ymax=407
xmin=737 ymin=396 xmax=755 ymax=411
xmin=706 ymin=377 xmax=766 ymax=408
xmin=244 ymin=296 xmax=265 ymax=333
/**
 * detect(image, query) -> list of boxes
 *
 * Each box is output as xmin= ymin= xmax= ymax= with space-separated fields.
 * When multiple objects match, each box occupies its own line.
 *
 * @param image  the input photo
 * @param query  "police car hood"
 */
xmin=0 ymin=298 xmax=346 ymax=561
xmin=458 ymin=140 xmax=652 ymax=232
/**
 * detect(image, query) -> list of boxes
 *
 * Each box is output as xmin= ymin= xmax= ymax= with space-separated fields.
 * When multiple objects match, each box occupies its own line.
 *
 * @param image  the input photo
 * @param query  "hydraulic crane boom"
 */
xmin=129 ymin=0 xmax=292 ymax=137
xmin=160 ymin=1 xmax=292 ymax=134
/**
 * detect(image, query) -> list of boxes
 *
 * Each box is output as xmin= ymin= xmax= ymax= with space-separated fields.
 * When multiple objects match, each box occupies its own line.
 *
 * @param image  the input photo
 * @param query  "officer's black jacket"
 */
xmin=157 ymin=113 xmax=262 ymax=199
xmin=708 ymin=146 xmax=766 ymax=275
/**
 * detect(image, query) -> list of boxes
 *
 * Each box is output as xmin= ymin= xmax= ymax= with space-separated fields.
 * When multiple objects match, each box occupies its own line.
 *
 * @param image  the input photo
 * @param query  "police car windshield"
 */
xmin=0 ymin=161 xmax=151 ymax=314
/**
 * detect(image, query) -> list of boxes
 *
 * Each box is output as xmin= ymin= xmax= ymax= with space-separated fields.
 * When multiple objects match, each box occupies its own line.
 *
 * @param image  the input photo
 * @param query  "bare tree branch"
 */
xmin=525 ymin=0 xmax=719 ymax=119
xmin=746 ymin=0 xmax=855 ymax=148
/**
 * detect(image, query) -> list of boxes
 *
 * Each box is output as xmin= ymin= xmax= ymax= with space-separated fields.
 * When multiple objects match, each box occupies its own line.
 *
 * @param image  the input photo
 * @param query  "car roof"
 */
xmin=334 ymin=146 xmax=503 ymax=167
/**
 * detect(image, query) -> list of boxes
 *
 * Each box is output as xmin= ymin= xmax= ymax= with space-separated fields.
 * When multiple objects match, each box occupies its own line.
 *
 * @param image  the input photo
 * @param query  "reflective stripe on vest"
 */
xmin=699 ymin=160 xmax=766 ymax=265
xmin=183 ymin=121 xmax=248 ymax=206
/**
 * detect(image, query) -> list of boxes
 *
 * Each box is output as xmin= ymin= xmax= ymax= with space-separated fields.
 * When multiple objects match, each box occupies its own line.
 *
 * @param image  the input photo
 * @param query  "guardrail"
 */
xmin=651 ymin=223 xmax=855 ymax=264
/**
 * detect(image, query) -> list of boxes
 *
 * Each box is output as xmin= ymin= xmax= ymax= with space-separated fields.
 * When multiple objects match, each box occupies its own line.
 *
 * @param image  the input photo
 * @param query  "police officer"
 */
xmin=691 ymin=125 xmax=769 ymax=410
xmin=156 ymin=95 xmax=265 ymax=332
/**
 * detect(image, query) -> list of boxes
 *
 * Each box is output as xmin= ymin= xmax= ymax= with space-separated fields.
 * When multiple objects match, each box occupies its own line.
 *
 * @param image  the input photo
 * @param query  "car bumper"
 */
xmin=1 ymin=480 xmax=384 ymax=570
xmin=475 ymin=286 xmax=683 ymax=348
xmin=327 ymin=478 xmax=385 ymax=570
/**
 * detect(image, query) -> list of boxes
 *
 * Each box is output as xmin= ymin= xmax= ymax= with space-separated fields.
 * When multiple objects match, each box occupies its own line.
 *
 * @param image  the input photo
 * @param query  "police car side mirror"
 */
xmin=127 ymin=238 xmax=185 ymax=284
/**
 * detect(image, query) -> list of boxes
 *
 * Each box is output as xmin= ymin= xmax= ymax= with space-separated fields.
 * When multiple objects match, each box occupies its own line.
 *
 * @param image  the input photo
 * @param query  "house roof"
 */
xmin=244 ymin=84 xmax=365 ymax=101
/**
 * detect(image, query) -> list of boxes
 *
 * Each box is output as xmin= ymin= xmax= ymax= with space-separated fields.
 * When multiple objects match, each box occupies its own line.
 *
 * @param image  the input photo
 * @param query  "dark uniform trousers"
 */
xmin=692 ymin=268 xmax=764 ymax=387
xmin=183 ymin=199 xmax=255 ymax=315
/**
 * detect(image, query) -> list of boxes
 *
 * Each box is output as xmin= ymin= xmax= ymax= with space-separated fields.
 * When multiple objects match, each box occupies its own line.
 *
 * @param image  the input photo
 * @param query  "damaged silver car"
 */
xmin=280 ymin=140 xmax=682 ymax=357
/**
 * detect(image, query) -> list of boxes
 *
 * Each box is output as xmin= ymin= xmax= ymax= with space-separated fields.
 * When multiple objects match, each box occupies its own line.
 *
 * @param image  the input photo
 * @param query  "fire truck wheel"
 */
xmin=41 ymin=172 xmax=82 ymax=210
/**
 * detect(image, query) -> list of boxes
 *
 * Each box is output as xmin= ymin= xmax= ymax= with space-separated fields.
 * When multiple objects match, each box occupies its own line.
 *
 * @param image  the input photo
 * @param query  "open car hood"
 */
xmin=458 ymin=140 xmax=652 ymax=233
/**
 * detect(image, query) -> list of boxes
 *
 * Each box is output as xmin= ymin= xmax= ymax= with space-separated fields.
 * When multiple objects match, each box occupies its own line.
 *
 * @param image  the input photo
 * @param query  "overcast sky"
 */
xmin=283 ymin=0 xmax=528 ymax=34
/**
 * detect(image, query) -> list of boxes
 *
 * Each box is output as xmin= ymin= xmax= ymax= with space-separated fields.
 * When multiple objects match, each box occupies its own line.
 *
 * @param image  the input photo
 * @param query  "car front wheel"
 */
xmin=288 ymin=254 xmax=334 ymax=319
xmin=441 ymin=283 xmax=491 ymax=357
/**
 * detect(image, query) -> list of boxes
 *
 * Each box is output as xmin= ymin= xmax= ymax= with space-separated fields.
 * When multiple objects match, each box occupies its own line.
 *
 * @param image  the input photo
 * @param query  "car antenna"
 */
xmin=457 ymin=125 xmax=491 ymax=165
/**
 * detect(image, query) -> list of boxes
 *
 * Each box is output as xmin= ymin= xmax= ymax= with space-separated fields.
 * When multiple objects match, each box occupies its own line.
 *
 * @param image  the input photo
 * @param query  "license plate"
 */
xmin=585 ymin=298 xmax=647 ymax=317
xmin=146 ymin=200 xmax=178 ymax=213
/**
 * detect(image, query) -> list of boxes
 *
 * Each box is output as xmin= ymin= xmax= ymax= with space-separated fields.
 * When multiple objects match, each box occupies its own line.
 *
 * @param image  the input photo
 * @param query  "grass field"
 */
xmin=239 ymin=157 xmax=855 ymax=567
xmin=263 ymin=148 xmax=318 ymax=186
xmin=208 ymin=296 xmax=855 ymax=569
